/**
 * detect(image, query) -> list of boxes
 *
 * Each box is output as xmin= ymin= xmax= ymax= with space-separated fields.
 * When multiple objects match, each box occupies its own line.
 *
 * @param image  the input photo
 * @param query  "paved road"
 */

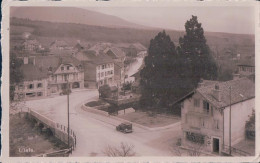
xmin=26 ymin=90 xmax=181 ymax=156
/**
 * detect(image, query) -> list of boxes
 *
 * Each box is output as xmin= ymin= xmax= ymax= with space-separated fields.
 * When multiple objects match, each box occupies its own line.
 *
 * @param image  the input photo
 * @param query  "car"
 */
xmin=116 ymin=122 xmax=133 ymax=133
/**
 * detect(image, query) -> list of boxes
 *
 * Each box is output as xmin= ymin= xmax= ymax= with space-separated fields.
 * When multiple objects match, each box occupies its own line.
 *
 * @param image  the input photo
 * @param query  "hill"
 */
xmin=10 ymin=7 xmax=150 ymax=29
xmin=10 ymin=17 xmax=254 ymax=58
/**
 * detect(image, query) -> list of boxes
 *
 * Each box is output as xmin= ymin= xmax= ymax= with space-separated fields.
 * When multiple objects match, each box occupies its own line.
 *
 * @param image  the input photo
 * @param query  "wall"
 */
xmin=223 ymin=98 xmax=254 ymax=146
xmin=181 ymin=92 xmax=223 ymax=153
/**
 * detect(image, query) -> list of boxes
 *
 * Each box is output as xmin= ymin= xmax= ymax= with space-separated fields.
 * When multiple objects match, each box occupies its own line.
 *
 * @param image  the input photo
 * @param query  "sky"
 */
xmin=87 ymin=6 xmax=255 ymax=34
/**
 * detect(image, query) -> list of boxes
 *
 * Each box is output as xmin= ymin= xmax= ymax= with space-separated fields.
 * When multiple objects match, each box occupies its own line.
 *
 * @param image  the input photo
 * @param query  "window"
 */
xmin=102 ymin=65 xmax=105 ymax=69
xmin=203 ymin=100 xmax=209 ymax=114
xmin=28 ymin=84 xmax=34 ymax=89
xmin=61 ymin=67 xmax=64 ymax=71
xmin=37 ymin=92 xmax=43 ymax=96
xmin=194 ymin=98 xmax=200 ymax=107
xmin=67 ymin=66 xmax=70 ymax=70
xmin=214 ymin=120 xmax=219 ymax=130
xmin=105 ymin=72 xmax=107 ymax=76
xmin=111 ymin=70 xmax=113 ymax=74
xmin=98 ymin=73 xmax=100 ymax=78
xmin=200 ymin=118 xmax=205 ymax=127
xmin=101 ymin=72 xmax=104 ymax=77
xmin=18 ymin=84 xmax=24 ymax=90
xmin=37 ymin=83 xmax=42 ymax=88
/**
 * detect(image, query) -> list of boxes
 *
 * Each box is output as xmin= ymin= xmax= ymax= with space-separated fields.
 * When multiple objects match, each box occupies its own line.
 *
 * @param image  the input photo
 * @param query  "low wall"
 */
xmin=103 ymin=96 xmax=140 ymax=106
xmin=81 ymin=105 xmax=109 ymax=116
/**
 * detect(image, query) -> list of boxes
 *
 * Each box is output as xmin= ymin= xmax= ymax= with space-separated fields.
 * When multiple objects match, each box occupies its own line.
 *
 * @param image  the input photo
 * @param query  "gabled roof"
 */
xmin=50 ymin=40 xmax=68 ymax=47
xmin=21 ymin=64 xmax=48 ymax=81
xmin=23 ymin=39 xmax=40 ymax=45
xmin=173 ymin=78 xmax=255 ymax=109
xmin=197 ymin=77 xmax=255 ymax=109
xmin=34 ymin=56 xmax=82 ymax=73
xmin=105 ymin=47 xmax=126 ymax=59
xmin=129 ymin=43 xmax=147 ymax=51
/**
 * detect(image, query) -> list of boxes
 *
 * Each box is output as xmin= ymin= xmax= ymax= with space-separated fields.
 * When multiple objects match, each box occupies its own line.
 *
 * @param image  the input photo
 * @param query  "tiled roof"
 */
xmin=35 ymin=56 xmax=82 ymax=72
xmin=21 ymin=64 xmax=48 ymax=81
xmin=50 ymin=40 xmax=68 ymax=47
xmin=129 ymin=43 xmax=147 ymax=51
xmin=105 ymin=47 xmax=126 ymax=59
xmin=197 ymin=77 xmax=255 ymax=109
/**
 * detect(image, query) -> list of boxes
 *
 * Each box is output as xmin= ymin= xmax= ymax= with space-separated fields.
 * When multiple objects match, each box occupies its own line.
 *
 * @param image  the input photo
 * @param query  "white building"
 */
xmin=177 ymin=78 xmax=255 ymax=156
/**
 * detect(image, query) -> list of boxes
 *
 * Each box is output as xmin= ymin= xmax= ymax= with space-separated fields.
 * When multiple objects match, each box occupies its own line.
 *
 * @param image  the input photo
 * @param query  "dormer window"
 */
xmin=61 ymin=66 xmax=64 ymax=71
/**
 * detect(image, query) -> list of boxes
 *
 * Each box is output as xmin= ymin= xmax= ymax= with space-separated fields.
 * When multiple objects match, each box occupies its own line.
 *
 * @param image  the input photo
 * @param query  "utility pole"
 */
xmin=229 ymin=86 xmax=232 ymax=155
xmin=67 ymin=78 xmax=70 ymax=153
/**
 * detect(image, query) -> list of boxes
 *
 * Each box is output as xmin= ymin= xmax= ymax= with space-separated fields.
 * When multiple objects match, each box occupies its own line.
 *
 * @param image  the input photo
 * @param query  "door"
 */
xmin=213 ymin=138 xmax=220 ymax=153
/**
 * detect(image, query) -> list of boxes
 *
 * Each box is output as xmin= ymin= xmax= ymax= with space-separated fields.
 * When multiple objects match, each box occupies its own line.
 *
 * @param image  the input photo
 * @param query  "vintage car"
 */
xmin=116 ymin=122 xmax=133 ymax=133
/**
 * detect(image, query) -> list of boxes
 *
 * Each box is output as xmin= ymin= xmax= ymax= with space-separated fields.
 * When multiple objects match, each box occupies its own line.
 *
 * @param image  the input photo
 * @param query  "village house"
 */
xmin=34 ymin=56 xmax=84 ymax=94
xmin=22 ymin=39 xmax=43 ymax=51
xmin=178 ymin=77 xmax=255 ymax=156
xmin=82 ymin=55 xmax=115 ymax=89
xmin=104 ymin=47 xmax=126 ymax=63
xmin=233 ymin=58 xmax=255 ymax=81
xmin=50 ymin=40 xmax=73 ymax=50
xmin=14 ymin=56 xmax=84 ymax=100
xmin=13 ymin=57 xmax=48 ymax=100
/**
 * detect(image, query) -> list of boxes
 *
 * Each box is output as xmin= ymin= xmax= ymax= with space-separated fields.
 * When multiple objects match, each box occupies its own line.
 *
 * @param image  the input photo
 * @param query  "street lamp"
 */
xmin=66 ymin=77 xmax=71 ymax=153
xmin=229 ymin=86 xmax=232 ymax=155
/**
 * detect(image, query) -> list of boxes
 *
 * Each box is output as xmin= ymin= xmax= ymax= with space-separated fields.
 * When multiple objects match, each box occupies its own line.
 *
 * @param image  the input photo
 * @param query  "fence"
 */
xmin=29 ymin=109 xmax=77 ymax=152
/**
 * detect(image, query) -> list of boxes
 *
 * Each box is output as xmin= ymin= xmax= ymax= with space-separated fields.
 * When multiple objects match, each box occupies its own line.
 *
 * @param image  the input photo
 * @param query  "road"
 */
xmin=26 ymin=90 xmax=181 ymax=156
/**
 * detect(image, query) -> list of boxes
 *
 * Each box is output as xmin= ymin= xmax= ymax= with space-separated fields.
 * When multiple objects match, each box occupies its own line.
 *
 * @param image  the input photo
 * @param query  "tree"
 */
xmin=177 ymin=15 xmax=218 ymax=82
xmin=102 ymin=142 xmax=135 ymax=157
xmin=99 ymin=84 xmax=112 ymax=98
xmin=140 ymin=30 xmax=177 ymax=108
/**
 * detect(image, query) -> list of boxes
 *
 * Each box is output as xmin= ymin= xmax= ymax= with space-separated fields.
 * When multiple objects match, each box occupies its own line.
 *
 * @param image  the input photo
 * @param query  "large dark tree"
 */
xmin=140 ymin=31 xmax=178 ymax=108
xmin=177 ymin=15 xmax=218 ymax=83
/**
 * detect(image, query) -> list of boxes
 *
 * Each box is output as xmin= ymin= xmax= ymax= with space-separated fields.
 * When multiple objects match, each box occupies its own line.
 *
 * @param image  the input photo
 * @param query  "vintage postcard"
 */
xmin=1 ymin=0 xmax=259 ymax=162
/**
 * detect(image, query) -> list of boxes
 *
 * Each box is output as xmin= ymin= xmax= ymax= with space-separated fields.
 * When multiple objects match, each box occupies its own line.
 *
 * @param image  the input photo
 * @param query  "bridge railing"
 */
xmin=28 ymin=108 xmax=77 ymax=151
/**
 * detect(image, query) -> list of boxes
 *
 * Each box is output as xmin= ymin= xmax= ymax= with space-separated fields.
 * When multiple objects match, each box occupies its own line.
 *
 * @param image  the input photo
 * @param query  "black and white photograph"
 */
xmin=6 ymin=3 xmax=256 ymax=158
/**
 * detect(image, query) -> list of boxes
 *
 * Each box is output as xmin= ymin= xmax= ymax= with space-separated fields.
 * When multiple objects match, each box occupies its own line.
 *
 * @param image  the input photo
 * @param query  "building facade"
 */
xmin=180 ymin=78 xmax=255 ymax=155
xmin=14 ymin=56 xmax=84 ymax=100
xmin=96 ymin=62 xmax=114 ymax=88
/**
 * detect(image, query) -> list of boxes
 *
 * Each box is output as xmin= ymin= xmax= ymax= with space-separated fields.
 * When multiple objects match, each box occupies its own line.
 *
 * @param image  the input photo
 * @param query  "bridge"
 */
xmin=28 ymin=108 xmax=76 ymax=156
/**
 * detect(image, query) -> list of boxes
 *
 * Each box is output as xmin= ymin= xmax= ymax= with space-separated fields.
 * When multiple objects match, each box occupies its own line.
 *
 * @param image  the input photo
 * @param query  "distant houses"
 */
xmin=14 ymin=56 xmax=84 ymax=100
xmin=177 ymin=77 xmax=255 ymax=155
xmin=12 ymin=38 xmax=146 ymax=99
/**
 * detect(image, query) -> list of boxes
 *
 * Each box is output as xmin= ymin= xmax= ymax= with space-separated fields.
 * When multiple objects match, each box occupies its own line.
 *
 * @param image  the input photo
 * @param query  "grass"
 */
xmin=118 ymin=111 xmax=180 ymax=128
xmin=85 ymin=100 xmax=106 ymax=107
xmin=9 ymin=113 xmax=67 ymax=157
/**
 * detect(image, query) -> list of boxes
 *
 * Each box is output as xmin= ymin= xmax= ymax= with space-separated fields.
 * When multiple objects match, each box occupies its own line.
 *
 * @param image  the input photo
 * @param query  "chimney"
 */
xmin=24 ymin=57 xmax=28 ymax=64
xmin=212 ymin=83 xmax=221 ymax=102
xmin=198 ymin=78 xmax=204 ymax=88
